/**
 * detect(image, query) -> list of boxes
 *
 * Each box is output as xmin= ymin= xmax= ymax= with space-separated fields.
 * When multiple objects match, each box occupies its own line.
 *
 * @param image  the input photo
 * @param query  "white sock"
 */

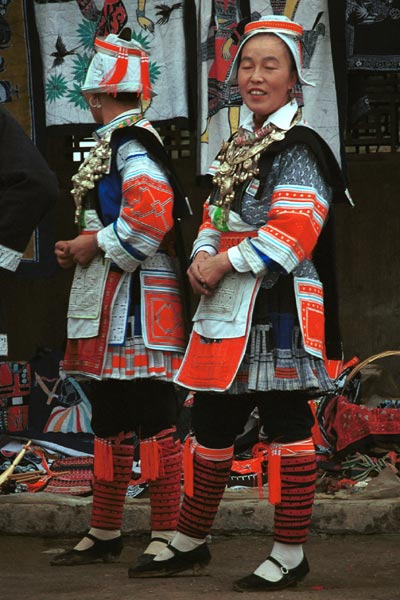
xmin=74 ymin=527 xmax=120 ymax=551
xmin=143 ymin=530 xmax=176 ymax=556
xmin=154 ymin=532 xmax=206 ymax=562
xmin=254 ymin=542 xmax=303 ymax=582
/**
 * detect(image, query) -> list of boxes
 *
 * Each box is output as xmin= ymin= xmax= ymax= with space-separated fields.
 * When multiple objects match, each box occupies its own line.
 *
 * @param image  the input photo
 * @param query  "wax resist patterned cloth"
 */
xmin=346 ymin=0 xmax=400 ymax=71
xmin=33 ymin=0 xmax=188 ymax=126
xmin=32 ymin=1 xmax=344 ymax=172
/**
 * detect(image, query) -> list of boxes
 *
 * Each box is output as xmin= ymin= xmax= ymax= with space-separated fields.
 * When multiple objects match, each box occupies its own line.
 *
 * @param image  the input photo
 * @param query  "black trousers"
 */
xmin=192 ymin=391 xmax=315 ymax=448
xmin=89 ymin=378 xmax=178 ymax=439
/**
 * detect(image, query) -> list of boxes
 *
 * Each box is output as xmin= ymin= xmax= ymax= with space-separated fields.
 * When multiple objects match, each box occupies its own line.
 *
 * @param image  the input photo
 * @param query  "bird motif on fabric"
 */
xmin=155 ymin=3 xmax=182 ymax=25
xmin=50 ymin=34 xmax=80 ymax=68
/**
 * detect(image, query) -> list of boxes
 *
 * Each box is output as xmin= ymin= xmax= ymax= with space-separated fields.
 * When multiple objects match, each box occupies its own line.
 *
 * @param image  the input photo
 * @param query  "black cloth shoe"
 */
xmin=128 ymin=542 xmax=211 ymax=578
xmin=233 ymin=554 xmax=309 ymax=592
xmin=135 ymin=537 xmax=170 ymax=567
xmin=50 ymin=532 xmax=123 ymax=566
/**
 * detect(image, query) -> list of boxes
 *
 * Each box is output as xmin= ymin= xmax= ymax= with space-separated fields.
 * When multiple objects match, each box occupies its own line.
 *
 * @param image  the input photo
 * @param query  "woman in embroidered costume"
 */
xmin=130 ymin=15 xmax=350 ymax=590
xmin=51 ymin=28 xmax=190 ymax=568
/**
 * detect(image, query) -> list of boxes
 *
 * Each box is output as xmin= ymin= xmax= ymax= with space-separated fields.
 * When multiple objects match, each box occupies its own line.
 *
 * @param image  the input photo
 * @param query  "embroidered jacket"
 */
xmin=95 ymin=113 xmax=175 ymax=271
xmin=192 ymin=102 xmax=348 ymax=361
xmin=64 ymin=110 xmax=187 ymax=379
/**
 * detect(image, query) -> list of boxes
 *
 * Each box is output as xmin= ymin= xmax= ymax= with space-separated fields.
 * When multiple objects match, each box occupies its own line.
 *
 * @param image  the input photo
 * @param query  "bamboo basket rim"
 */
xmin=345 ymin=350 xmax=400 ymax=383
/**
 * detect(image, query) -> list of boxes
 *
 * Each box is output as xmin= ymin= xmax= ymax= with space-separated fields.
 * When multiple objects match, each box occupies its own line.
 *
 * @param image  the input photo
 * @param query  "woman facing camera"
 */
xmin=130 ymin=14 xmax=349 ymax=592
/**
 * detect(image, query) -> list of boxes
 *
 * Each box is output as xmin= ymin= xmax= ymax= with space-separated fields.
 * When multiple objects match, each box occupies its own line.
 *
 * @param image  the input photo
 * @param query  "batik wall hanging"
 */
xmin=346 ymin=0 xmax=400 ymax=71
xmin=33 ymin=0 xmax=188 ymax=126
xmin=0 ymin=0 xmax=41 ymax=138
xmin=196 ymin=0 xmax=343 ymax=175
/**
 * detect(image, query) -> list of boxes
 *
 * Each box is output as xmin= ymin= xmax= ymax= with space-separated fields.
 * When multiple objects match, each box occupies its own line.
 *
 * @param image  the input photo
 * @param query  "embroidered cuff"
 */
xmin=0 ymin=244 xmax=23 ymax=272
xmin=237 ymin=238 xmax=267 ymax=277
xmin=192 ymin=239 xmax=219 ymax=258
xmin=96 ymin=228 xmax=107 ymax=253
xmin=227 ymin=246 xmax=250 ymax=273
xmin=191 ymin=244 xmax=217 ymax=260
xmin=97 ymin=226 xmax=141 ymax=272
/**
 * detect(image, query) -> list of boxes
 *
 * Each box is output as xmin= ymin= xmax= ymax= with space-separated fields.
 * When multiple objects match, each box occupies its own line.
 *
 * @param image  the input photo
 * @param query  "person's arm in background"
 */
xmin=0 ymin=106 xmax=59 ymax=356
xmin=0 ymin=106 xmax=59 ymax=272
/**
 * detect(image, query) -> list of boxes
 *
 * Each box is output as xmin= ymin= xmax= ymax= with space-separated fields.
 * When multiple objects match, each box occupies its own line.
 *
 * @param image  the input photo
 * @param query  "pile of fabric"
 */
xmin=0 ymin=348 xmax=94 ymax=454
xmin=314 ymin=355 xmax=400 ymax=498
xmin=0 ymin=347 xmax=97 ymax=496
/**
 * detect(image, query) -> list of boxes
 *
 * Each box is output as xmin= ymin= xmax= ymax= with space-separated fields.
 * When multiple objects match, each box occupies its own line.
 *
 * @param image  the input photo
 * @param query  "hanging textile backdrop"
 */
xmin=346 ymin=0 xmax=400 ymax=71
xmin=33 ymin=0 xmax=188 ymax=127
xmin=0 ymin=1 xmax=32 ymax=135
xmin=196 ymin=0 xmax=342 ymax=175
xmin=345 ymin=1 xmax=400 ymax=126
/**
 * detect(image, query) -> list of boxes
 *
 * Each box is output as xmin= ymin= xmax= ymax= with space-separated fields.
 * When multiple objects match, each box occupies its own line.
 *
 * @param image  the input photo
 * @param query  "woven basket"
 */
xmin=317 ymin=351 xmax=400 ymax=456
xmin=345 ymin=350 xmax=400 ymax=388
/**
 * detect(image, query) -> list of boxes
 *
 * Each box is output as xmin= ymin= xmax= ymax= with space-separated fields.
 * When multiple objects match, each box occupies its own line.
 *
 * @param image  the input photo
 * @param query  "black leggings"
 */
xmin=192 ymin=391 xmax=315 ymax=448
xmin=89 ymin=379 xmax=178 ymax=439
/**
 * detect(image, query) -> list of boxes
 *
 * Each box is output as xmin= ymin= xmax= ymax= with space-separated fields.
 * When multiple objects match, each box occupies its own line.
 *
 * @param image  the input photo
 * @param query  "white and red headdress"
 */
xmin=81 ymin=30 xmax=152 ymax=99
xmin=227 ymin=14 xmax=314 ymax=87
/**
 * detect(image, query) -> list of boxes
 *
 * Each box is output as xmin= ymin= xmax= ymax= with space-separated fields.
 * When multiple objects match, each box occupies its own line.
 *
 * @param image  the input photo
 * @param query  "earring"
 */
xmin=89 ymin=95 xmax=102 ymax=109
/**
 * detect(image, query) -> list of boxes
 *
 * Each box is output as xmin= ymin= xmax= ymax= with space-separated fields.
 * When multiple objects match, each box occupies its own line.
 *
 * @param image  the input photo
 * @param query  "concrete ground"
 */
xmin=1 ymin=533 xmax=400 ymax=600
xmin=1 ymin=488 xmax=400 ymax=599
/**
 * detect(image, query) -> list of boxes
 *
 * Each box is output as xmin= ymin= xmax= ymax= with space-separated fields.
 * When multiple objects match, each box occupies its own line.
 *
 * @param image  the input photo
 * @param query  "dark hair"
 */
xmin=113 ymin=92 xmax=140 ymax=104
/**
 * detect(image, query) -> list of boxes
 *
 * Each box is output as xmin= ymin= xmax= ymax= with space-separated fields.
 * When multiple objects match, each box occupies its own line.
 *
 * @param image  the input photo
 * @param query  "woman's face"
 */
xmin=237 ymin=34 xmax=297 ymax=128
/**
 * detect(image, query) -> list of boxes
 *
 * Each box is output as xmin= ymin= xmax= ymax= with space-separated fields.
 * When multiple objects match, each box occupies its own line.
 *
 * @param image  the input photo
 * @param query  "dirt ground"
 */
xmin=1 ymin=533 xmax=399 ymax=600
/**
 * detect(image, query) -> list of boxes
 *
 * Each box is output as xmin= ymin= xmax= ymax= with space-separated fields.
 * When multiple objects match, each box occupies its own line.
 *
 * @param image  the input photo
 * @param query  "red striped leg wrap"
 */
xmin=178 ymin=440 xmax=233 ymax=539
xmin=272 ymin=438 xmax=317 ymax=545
xmin=147 ymin=428 xmax=182 ymax=531
xmin=91 ymin=437 xmax=134 ymax=530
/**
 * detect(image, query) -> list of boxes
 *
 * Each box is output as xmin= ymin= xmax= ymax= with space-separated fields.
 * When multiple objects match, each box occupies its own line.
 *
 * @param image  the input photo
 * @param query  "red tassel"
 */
xmin=140 ymin=51 xmax=151 ymax=100
xmin=100 ymin=48 xmax=129 ymax=88
xmin=268 ymin=446 xmax=281 ymax=505
xmin=94 ymin=437 xmax=114 ymax=481
xmin=183 ymin=437 xmax=194 ymax=497
xmin=250 ymin=442 xmax=268 ymax=499
xmin=325 ymin=358 xmax=344 ymax=379
xmin=26 ymin=478 xmax=49 ymax=493
xmin=140 ymin=438 xmax=160 ymax=481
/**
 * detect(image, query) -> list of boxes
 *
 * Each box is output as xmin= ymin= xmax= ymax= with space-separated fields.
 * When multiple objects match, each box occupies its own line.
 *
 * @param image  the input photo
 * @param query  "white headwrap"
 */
xmin=81 ymin=30 xmax=153 ymax=98
xmin=227 ymin=14 xmax=314 ymax=87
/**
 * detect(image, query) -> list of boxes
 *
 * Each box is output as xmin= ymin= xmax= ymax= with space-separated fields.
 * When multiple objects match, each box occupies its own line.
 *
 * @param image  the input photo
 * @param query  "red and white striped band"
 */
xmin=245 ymin=20 xmax=303 ymax=37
